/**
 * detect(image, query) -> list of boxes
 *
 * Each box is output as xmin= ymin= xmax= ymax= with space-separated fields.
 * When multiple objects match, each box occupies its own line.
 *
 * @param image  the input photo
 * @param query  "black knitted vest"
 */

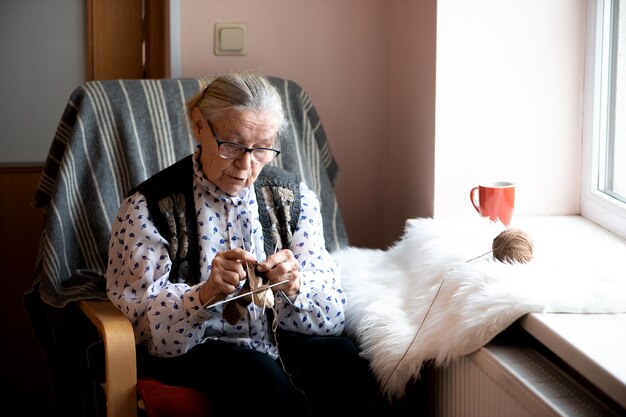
xmin=130 ymin=155 xmax=301 ymax=285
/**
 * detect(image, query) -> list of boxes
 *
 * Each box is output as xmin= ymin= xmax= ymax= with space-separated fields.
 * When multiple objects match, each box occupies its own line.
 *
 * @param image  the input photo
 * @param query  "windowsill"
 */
xmin=510 ymin=215 xmax=626 ymax=409
xmin=519 ymin=312 xmax=626 ymax=409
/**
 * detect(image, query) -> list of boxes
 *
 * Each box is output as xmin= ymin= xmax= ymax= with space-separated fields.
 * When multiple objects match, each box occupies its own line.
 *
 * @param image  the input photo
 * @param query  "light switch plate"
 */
xmin=214 ymin=22 xmax=247 ymax=56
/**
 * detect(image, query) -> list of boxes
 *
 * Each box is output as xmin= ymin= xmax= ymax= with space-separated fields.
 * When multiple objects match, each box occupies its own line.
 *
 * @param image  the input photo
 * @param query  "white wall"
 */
xmin=0 ymin=0 xmax=85 ymax=163
xmin=434 ymin=0 xmax=585 ymax=221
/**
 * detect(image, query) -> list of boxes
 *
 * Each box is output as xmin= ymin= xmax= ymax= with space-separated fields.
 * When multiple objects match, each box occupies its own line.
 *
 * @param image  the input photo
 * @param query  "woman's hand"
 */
xmin=199 ymin=248 xmax=256 ymax=306
xmin=255 ymin=249 xmax=301 ymax=297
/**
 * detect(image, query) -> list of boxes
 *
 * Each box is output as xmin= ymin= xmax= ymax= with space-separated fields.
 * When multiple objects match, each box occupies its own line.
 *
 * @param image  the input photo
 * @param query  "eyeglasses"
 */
xmin=206 ymin=119 xmax=280 ymax=163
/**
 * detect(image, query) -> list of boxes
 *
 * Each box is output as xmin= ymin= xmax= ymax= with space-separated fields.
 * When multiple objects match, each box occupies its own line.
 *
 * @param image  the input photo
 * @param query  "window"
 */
xmin=582 ymin=0 xmax=626 ymax=240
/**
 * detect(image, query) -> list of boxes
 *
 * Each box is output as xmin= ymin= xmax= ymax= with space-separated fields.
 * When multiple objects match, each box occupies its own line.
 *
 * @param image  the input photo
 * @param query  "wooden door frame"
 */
xmin=87 ymin=0 xmax=169 ymax=80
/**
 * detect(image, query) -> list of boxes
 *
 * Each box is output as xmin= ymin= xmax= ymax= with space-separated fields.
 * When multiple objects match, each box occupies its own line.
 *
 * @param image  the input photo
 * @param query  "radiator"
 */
xmin=416 ymin=336 xmax=624 ymax=417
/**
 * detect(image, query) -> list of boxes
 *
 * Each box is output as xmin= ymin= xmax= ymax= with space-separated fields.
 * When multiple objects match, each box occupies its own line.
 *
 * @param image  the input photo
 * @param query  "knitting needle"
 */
xmin=205 ymin=278 xmax=290 ymax=310
xmin=260 ymin=241 xmax=281 ymax=314
xmin=246 ymin=262 xmax=258 ymax=321
xmin=251 ymin=240 xmax=281 ymax=316
xmin=223 ymin=239 xmax=281 ymax=318
xmin=241 ymin=240 xmax=261 ymax=319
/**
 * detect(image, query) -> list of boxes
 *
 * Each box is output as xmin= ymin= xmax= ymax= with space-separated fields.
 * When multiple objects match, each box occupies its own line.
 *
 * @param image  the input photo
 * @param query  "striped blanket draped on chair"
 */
xmin=30 ymin=77 xmax=348 ymax=308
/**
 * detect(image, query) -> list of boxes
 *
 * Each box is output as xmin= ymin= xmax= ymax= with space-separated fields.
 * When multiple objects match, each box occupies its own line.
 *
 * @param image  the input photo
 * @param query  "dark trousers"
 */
xmin=137 ymin=331 xmax=392 ymax=417
xmin=276 ymin=329 xmax=392 ymax=416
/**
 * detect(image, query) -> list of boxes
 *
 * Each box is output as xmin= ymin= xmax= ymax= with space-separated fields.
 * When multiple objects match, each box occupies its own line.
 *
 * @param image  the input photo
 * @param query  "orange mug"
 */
xmin=469 ymin=181 xmax=515 ymax=226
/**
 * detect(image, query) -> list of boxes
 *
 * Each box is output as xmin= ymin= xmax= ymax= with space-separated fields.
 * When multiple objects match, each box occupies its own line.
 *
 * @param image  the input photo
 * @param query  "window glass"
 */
xmin=601 ymin=0 xmax=625 ymax=203
xmin=582 ymin=0 xmax=626 ymax=240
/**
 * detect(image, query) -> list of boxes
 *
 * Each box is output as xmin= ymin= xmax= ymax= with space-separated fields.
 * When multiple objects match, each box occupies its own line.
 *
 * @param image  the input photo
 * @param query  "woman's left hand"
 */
xmin=255 ymin=249 xmax=300 ymax=297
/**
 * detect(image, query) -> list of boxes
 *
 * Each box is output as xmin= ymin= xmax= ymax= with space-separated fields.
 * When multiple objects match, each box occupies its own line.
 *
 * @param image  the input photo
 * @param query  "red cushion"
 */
xmin=136 ymin=377 xmax=214 ymax=417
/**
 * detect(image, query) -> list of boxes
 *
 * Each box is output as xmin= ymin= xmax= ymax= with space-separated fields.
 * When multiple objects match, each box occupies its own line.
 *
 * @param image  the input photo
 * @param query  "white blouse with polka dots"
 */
xmin=106 ymin=150 xmax=346 ymax=358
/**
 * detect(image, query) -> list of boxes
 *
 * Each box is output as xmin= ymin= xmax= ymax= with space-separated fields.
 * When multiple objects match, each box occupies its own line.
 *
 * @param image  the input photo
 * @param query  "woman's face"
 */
xmin=192 ymin=107 xmax=279 ymax=196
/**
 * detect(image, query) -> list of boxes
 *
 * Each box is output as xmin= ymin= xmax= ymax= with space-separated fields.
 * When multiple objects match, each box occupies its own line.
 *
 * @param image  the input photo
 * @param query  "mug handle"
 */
xmin=470 ymin=187 xmax=480 ymax=213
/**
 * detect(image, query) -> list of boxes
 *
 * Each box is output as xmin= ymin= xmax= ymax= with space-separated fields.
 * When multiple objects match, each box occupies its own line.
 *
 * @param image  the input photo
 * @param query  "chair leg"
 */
xmin=79 ymin=300 xmax=138 ymax=417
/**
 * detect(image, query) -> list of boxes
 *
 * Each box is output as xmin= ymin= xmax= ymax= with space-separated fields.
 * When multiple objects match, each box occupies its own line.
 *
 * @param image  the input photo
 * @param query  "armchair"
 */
xmin=25 ymin=77 xmax=348 ymax=417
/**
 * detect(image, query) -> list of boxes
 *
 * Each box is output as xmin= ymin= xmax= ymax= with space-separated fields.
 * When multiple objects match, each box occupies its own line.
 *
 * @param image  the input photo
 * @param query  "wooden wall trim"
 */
xmin=0 ymin=163 xmax=44 ymax=175
xmin=0 ymin=164 xmax=49 ymax=413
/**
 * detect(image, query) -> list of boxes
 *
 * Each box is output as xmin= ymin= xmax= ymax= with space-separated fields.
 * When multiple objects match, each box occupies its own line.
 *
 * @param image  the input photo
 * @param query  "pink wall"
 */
xmin=384 ymin=1 xmax=437 ymax=245
xmin=179 ymin=0 xmax=392 ymax=248
xmin=178 ymin=0 xmax=585 ymax=249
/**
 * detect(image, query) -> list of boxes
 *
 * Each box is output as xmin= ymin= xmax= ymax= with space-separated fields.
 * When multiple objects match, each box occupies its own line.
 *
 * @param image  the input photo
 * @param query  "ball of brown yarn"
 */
xmin=492 ymin=228 xmax=534 ymax=264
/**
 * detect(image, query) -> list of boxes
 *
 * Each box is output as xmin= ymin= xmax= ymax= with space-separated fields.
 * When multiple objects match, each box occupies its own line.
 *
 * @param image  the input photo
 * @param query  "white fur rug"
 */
xmin=334 ymin=217 xmax=626 ymax=399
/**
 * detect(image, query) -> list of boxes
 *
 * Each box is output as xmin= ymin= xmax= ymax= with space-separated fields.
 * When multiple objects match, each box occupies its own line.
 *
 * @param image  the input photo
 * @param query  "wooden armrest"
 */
xmin=79 ymin=300 xmax=138 ymax=417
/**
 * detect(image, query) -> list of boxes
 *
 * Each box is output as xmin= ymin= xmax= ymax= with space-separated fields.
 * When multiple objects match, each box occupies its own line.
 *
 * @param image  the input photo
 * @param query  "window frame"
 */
xmin=581 ymin=0 xmax=626 ymax=240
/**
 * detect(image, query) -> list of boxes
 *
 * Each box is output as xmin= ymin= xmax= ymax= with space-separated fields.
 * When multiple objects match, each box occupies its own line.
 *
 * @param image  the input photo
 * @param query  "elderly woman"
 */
xmin=105 ymin=71 xmax=390 ymax=416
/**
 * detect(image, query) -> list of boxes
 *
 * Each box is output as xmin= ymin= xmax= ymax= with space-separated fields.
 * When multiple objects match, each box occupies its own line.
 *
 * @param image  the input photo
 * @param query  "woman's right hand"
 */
xmin=199 ymin=248 xmax=256 ymax=306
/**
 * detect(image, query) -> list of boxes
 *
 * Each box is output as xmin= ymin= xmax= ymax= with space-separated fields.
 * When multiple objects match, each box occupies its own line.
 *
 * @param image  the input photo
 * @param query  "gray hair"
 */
xmin=188 ymin=71 xmax=288 ymax=143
